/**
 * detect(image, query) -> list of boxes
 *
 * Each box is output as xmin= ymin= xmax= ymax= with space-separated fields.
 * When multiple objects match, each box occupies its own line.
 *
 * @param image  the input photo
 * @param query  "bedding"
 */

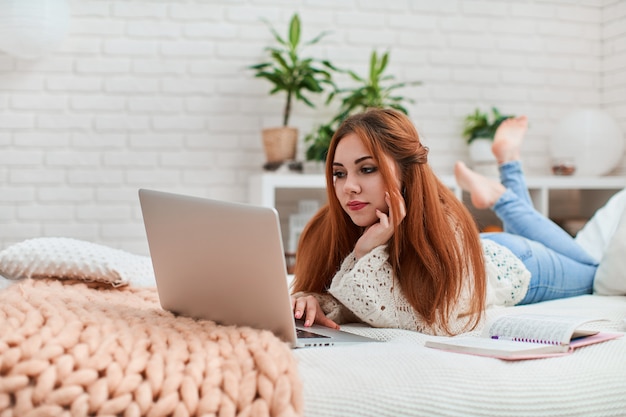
xmin=0 ymin=237 xmax=155 ymax=288
xmin=594 ymin=205 xmax=626 ymax=295
xmin=295 ymin=296 xmax=626 ymax=417
xmin=0 ymin=279 xmax=302 ymax=417
xmin=1 ymin=238 xmax=626 ymax=417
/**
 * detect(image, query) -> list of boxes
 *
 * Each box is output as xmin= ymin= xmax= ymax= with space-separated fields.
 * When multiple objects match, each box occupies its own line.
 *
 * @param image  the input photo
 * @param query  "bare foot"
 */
xmin=491 ymin=116 xmax=528 ymax=164
xmin=454 ymin=161 xmax=505 ymax=209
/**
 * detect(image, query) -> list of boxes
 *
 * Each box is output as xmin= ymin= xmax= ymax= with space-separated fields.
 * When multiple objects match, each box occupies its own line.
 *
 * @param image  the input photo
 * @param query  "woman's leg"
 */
xmin=456 ymin=112 xmax=598 ymax=266
xmin=460 ymin=115 xmax=597 ymax=304
xmin=481 ymin=232 xmax=596 ymax=304
xmin=492 ymin=117 xmax=533 ymax=206
xmin=457 ymin=163 xmax=598 ymax=266
xmin=492 ymin=189 xmax=597 ymax=265
xmin=455 ymin=116 xmax=533 ymax=209
xmin=498 ymin=161 xmax=532 ymax=208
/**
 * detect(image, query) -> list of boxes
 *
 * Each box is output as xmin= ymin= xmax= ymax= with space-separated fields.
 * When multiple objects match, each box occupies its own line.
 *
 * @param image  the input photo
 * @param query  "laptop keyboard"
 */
xmin=297 ymin=328 xmax=330 ymax=339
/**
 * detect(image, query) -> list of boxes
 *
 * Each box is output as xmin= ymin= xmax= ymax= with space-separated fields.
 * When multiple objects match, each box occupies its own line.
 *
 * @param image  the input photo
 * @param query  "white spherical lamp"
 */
xmin=549 ymin=109 xmax=625 ymax=176
xmin=0 ymin=0 xmax=70 ymax=60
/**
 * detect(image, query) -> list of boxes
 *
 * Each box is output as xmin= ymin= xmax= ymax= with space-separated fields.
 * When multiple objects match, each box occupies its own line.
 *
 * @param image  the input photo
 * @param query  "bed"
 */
xmin=1 ymin=236 xmax=625 ymax=417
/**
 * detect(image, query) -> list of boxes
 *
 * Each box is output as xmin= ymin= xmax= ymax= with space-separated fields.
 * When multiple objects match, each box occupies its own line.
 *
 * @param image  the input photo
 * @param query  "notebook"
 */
xmin=138 ymin=188 xmax=377 ymax=348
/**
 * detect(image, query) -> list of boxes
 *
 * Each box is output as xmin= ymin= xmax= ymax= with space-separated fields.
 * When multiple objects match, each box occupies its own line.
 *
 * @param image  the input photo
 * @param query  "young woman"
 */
xmin=290 ymin=108 xmax=599 ymax=335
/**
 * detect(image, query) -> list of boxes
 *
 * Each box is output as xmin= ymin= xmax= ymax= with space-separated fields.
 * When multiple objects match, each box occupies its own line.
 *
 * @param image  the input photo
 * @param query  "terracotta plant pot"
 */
xmin=262 ymin=127 xmax=298 ymax=163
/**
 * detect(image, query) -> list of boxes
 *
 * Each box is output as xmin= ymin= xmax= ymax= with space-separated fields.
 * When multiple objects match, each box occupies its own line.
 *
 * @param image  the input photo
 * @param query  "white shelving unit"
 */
xmin=249 ymin=173 xmax=626 ymax=241
xmin=249 ymin=173 xmax=329 ymax=208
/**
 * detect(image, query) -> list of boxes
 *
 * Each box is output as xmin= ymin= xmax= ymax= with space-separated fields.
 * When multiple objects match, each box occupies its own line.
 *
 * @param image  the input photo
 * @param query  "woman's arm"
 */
xmin=290 ymin=291 xmax=361 ymax=328
xmin=327 ymin=246 xmax=428 ymax=331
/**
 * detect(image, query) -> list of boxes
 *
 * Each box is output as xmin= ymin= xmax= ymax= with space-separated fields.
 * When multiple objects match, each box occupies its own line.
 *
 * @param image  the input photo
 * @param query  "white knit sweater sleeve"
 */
xmin=327 ymin=245 xmax=426 ymax=331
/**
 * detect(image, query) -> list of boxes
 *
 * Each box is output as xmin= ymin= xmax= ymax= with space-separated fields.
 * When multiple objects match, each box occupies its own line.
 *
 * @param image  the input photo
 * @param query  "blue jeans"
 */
xmin=480 ymin=161 xmax=598 ymax=305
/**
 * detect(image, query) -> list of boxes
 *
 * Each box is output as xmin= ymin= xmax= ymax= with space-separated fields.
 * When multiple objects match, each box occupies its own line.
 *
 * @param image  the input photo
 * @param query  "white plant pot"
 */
xmin=468 ymin=138 xmax=498 ymax=177
xmin=468 ymin=138 xmax=496 ymax=163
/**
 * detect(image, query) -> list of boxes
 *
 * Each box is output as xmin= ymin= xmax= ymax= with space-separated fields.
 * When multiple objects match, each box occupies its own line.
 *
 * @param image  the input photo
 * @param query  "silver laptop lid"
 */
xmin=138 ymin=189 xmax=297 ymax=346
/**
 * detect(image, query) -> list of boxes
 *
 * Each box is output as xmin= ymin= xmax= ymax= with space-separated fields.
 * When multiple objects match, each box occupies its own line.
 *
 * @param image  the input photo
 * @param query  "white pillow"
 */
xmin=0 ymin=237 xmax=155 ymax=287
xmin=593 ymin=207 xmax=626 ymax=295
xmin=575 ymin=188 xmax=626 ymax=262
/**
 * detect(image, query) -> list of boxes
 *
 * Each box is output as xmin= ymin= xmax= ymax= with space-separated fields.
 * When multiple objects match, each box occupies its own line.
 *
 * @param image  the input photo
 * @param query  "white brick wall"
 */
xmin=603 ymin=0 xmax=626 ymax=172
xmin=0 ymin=0 xmax=625 ymax=255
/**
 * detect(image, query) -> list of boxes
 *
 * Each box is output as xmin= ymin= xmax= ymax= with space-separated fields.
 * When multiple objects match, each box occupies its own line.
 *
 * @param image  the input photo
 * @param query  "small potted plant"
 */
xmin=305 ymin=50 xmax=420 ymax=162
xmin=462 ymin=107 xmax=514 ymax=174
xmin=249 ymin=13 xmax=336 ymax=167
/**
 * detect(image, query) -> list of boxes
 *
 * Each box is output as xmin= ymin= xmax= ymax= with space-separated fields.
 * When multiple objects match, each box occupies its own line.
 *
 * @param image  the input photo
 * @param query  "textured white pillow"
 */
xmin=0 ymin=237 xmax=155 ymax=287
xmin=575 ymin=188 xmax=626 ymax=262
xmin=593 ymin=207 xmax=626 ymax=295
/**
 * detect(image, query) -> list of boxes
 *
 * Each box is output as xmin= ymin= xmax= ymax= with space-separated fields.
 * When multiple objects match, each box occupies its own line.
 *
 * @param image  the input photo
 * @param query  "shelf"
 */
xmin=250 ymin=173 xmax=624 ymax=209
xmin=249 ymin=172 xmax=625 ymax=240
xmin=249 ymin=173 xmax=462 ymax=207
xmin=249 ymin=173 xmax=327 ymax=207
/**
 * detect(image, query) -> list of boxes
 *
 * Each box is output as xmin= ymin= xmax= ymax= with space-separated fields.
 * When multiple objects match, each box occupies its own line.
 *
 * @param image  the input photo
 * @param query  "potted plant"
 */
xmin=462 ymin=107 xmax=514 ymax=174
xmin=305 ymin=50 xmax=420 ymax=162
xmin=249 ymin=13 xmax=336 ymax=166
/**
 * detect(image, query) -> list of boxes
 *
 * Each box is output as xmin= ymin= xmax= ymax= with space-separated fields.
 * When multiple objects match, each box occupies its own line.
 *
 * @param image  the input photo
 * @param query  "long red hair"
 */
xmin=292 ymin=108 xmax=486 ymax=334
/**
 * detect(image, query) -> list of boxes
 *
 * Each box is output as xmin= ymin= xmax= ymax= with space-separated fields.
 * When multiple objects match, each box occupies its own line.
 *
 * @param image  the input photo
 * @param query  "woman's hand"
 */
xmin=354 ymin=192 xmax=406 ymax=259
xmin=291 ymin=294 xmax=340 ymax=330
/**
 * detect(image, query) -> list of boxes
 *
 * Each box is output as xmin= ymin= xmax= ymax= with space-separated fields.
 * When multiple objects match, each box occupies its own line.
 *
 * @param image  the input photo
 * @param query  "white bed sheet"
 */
xmin=294 ymin=295 xmax=626 ymax=417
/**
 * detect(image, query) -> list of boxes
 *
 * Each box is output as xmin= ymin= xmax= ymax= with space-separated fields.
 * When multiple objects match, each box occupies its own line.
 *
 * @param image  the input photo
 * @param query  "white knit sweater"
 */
xmin=295 ymin=240 xmax=530 ymax=335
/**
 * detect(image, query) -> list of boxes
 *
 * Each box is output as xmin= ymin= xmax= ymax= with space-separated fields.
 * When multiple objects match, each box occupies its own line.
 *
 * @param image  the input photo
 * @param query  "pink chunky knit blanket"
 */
xmin=0 ymin=279 xmax=303 ymax=417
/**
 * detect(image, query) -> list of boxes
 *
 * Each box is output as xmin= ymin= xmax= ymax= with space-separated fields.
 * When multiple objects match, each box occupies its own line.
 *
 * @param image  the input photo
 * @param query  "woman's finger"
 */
xmin=304 ymin=302 xmax=318 ymax=327
xmin=376 ymin=209 xmax=389 ymax=228
xmin=315 ymin=314 xmax=340 ymax=330
xmin=293 ymin=297 xmax=308 ymax=319
xmin=387 ymin=191 xmax=406 ymax=227
xmin=398 ymin=195 xmax=407 ymax=222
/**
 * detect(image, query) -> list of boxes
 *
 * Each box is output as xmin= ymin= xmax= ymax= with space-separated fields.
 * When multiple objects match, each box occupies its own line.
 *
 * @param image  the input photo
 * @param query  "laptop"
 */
xmin=138 ymin=188 xmax=377 ymax=348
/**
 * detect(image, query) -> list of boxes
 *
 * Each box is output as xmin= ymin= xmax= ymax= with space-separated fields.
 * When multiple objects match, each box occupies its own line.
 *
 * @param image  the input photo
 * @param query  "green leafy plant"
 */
xmin=462 ymin=107 xmax=514 ymax=144
xmin=305 ymin=121 xmax=335 ymax=162
xmin=249 ymin=13 xmax=336 ymax=127
xmin=305 ymin=50 xmax=421 ymax=161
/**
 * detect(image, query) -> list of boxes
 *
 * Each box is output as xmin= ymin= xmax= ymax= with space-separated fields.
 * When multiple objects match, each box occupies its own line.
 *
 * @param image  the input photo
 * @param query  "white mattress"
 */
xmin=294 ymin=295 xmax=626 ymax=417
